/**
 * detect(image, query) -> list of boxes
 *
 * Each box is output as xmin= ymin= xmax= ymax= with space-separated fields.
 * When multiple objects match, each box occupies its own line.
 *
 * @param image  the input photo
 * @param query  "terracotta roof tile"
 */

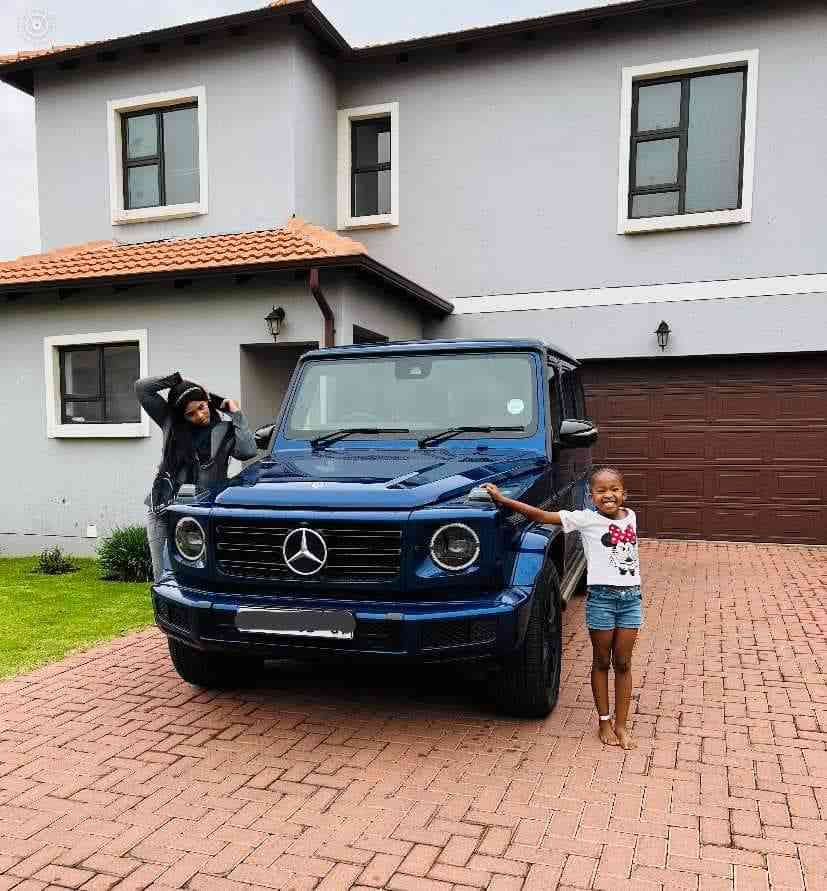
xmin=0 ymin=218 xmax=366 ymax=287
xmin=0 ymin=44 xmax=84 ymax=64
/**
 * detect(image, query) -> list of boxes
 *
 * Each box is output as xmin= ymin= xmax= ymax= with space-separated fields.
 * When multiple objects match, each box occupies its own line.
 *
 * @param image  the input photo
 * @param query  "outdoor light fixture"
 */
xmin=265 ymin=306 xmax=286 ymax=341
xmin=655 ymin=320 xmax=671 ymax=351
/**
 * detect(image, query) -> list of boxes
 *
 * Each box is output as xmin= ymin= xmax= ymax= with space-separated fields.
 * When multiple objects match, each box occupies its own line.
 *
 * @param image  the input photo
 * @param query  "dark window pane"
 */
xmin=352 ymin=117 xmax=391 ymax=167
xmin=163 ymin=106 xmax=199 ymax=205
xmin=685 ymin=71 xmax=744 ymax=212
xmin=126 ymin=113 xmax=158 ymax=159
xmin=631 ymin=191 xmax=680 ymax=218
xmin=62 ymin=348 xmax=99 ymax=397
xmin=127 ymin=165 xmax=160 ymax=209
xmin=103 ymin=344 xmax=140 ymax=423
xmin=637 ymin=81 xmax=681 ymax=131
xmin=354 ymin=170 xmax=391 ymax=217
xmin=64 ymin=401 xmax=104 ymax=424
xmin=635 ymin=138 xmax=679 ymax=187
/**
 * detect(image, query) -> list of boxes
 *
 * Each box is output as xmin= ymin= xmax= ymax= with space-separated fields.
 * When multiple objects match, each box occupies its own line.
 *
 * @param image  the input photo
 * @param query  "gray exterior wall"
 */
xmin=34 ymin=25 xmax=338 ymax=250
xmin=338 ymin=1 xmax=827 ymax=298
xmin=431 ymin=292 xmax=827 ymax=360
xmin=0 ymin=272 xmax=426 ymax=555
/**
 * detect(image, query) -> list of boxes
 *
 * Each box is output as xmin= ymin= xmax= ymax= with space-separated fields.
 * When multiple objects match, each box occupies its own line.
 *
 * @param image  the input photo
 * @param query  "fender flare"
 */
xmin=509 ymin=525 xmax=566 ymax=609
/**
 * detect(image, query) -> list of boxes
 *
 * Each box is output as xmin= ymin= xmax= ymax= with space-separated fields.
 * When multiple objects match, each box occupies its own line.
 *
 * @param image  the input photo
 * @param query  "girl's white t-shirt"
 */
xmin=558 ymin=508 xmax=640 ymax=587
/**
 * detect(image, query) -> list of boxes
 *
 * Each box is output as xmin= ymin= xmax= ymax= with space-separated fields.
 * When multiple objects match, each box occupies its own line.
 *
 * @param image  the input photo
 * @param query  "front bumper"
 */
xmin=151 ymin=575 xmax=533 ymax=662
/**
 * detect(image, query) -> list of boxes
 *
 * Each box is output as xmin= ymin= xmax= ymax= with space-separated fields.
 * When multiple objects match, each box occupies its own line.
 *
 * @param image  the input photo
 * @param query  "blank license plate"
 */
xmin=235 ymin=608 xmax=355 ymax=639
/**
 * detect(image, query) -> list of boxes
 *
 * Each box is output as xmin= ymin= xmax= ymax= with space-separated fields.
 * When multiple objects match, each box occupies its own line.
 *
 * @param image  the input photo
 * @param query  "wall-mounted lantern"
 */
xmin=655 ymin=320 xmax=671 ymax=351
xmin=265 ymin=306 xmax=286 ymax=341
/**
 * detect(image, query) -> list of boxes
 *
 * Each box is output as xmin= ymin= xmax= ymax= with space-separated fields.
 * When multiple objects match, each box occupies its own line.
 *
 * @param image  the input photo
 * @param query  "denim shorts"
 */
xmin=586 ymin=585 xmax=643 ymax=631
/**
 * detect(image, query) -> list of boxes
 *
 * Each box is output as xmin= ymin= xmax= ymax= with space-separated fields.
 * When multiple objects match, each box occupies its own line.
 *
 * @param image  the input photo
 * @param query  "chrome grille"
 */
xmin=215 ymin=522 xmax=403 ymax=582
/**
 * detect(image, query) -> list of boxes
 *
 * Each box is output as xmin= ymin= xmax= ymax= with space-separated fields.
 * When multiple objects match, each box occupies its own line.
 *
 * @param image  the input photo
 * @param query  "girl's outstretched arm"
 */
xmin=482 ymin=484 xmax=561 ymax=525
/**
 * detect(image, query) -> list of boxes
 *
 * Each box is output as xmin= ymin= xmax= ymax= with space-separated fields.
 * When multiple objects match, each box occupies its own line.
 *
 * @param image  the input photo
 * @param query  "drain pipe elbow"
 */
xmin=309 ymin=267 xmax=335 ymax=348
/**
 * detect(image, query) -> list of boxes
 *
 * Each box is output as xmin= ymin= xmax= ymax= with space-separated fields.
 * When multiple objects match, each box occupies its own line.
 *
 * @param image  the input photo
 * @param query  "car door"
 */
xmin=554 ymin=362 xmax=593 ymax=593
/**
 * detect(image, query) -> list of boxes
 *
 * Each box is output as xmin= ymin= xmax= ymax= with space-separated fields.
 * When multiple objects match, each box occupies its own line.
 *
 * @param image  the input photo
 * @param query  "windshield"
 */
xmin=285 ymin=351 xmax=538 ymax=441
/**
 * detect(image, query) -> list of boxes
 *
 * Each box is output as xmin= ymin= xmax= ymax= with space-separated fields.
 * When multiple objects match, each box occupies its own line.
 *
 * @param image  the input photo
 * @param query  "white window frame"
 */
xmin=337 ymin=101 xmax=399 ymax=230
xmin=107 ymin=86 xmax=208 ymax=225
xmin=44 ymin=329 xmax=150 ymax=439
xmin=617 ymin=50 xmax=759 ymax=235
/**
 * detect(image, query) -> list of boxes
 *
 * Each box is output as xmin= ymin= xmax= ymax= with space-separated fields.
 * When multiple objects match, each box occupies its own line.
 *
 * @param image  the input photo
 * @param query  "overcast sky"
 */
xmin=0 ymin=0 xmax=615 ymax=260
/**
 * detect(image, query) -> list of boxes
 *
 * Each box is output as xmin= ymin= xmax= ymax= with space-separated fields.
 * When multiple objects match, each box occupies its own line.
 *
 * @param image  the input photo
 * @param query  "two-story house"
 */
xmin=0 ymin=0 xmax=825 ymax=552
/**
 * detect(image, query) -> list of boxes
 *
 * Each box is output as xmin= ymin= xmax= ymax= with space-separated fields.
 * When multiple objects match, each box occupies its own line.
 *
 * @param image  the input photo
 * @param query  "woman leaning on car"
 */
xmin=135 ymin=372 xmax=257 ymax=582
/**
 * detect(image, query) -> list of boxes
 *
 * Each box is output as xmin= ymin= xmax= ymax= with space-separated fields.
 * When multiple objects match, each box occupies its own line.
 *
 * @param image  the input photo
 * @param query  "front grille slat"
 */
xmin=215 ymin=521 xmax=403 ymax=584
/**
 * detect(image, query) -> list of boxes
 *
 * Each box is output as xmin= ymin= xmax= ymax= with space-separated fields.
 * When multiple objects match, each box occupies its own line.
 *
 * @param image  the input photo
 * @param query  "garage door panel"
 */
xmin=772 ymin=430 xmax=826 ymax=461
xmin=778 ymin=392 xmax=827 ymax=422
xmin=654 ymin=469 xmax=704 ymax=498
xmin=619 ymin=470 xmax=649 ymax=499
xmin=708 ymin=469 xmax=764 ymax=500
xmin=599 ymin=432 xmax=650 ymax=460
xmin=770 ymin=470 xmax=824 ymax=502
xmin=705 ymin=508 xmax=762 ymax=541
xmin=657 ymin=431 xmax=707 ymax=460
xmin=653 ymin=390 xmax=708 ymax=421
xmin=710 ymin=390 xmax=775 ymax=422
xmin=602 ymin=393 xmax=651 ymax=423
xmin=581 ymin=355 xmax=827 ymax=544
xmin=657 ymin=505 xmax=704 ymax=538
xmin=708 ymin=430 xmax=765 ymax=461
xmin=769 ymin=509 xmax=824 ymax=544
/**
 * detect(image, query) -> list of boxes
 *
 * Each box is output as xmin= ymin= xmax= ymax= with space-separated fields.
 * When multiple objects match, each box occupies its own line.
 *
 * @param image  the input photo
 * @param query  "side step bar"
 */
xmin=560 ymin=555 xmax=587 ymax=608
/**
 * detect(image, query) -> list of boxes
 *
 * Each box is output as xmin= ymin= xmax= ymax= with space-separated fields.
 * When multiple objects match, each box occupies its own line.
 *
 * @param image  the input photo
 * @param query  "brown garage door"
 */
xmin=580 ymin=355 xmax=827 ymax=544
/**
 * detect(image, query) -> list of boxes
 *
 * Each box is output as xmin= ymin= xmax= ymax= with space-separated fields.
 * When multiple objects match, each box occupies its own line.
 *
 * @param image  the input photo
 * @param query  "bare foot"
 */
xmin=614 ymin=724 xmax=637 ymax=750
xmin=598 ymin=721 xmax=620 ymax=746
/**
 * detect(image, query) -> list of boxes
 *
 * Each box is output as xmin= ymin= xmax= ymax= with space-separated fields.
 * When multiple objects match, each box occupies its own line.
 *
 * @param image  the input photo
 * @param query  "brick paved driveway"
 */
xmin=0 ymin=541 xmax=826 ymax=891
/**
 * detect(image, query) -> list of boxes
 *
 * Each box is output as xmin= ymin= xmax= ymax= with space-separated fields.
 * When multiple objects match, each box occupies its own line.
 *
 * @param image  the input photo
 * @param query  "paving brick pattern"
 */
xmin=0 ymin=541 xmax=825 ymax=890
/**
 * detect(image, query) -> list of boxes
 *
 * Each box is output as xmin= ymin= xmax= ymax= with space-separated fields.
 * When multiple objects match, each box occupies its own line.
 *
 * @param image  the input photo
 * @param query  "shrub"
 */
xmin=34 ymin=546 xmax=77 ymax=575
xmin=97 ymin=525 xmax=153 ymax=582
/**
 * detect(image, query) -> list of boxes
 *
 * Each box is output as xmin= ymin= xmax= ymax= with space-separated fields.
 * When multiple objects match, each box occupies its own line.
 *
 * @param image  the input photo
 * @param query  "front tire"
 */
xmin=167 ymin=638 xmax=258 ymax=689
xmin=493 ymin=564 xmax=563 ymax=718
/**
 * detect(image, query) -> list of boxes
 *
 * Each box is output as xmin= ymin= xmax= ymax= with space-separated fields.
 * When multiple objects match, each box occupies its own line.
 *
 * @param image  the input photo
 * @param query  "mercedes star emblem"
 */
xmin=282 ymin=527 xmax=328 ymax=576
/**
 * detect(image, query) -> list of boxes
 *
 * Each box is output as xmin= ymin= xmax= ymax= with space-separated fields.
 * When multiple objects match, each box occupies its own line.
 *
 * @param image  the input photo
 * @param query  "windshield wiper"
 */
xmin=418 ymin=425 xmax=525 ymax=448
xmin=310 ymin=428 xmax=411 ymax=449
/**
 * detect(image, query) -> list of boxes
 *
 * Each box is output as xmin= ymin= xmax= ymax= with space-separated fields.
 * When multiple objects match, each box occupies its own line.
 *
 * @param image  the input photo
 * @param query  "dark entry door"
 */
xmin=580 ymin=355 xmax=827 ymax=544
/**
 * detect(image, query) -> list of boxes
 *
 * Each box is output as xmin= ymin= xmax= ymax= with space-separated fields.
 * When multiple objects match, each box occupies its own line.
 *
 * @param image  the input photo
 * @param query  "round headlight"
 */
xmin=430 ymin=523 xmax=480 ymax=571
xmin=174 ymin=517 xmax=206 ymax=562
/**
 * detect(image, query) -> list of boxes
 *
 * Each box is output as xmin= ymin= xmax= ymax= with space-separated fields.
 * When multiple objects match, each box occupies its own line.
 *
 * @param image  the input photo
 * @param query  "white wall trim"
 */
xmin=107 ymin=86 xmax=208 ymax=226
xmin=451 ymin=272 xmax=827 ymax=315
xmin=44 ymin=329 xmax=150 ymax=438
xmin=617 ymin=49 xmax=759 ymax=235
xmin=337 ymin=101 xmax=399 ymax=230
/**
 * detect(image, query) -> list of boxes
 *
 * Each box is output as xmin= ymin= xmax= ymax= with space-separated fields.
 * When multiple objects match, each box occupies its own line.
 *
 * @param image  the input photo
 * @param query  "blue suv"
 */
xmin=153 ymin=339 xmax=597 ymax=717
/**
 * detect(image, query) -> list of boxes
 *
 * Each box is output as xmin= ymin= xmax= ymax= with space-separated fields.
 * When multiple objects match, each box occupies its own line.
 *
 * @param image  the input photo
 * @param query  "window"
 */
xmin=108 ymin=87 xmax=207 ymax=224
xmin=122 ymin=104 xmax=199 ymax=210
xmin=618 ymin=51 xmax=758 ymax=234
xmin=60 ymin=344 xmax=140 ymax=425
xmin=44 ymin=330 xmax=149 ymax=438
xmin=337 ymin=102 xmax=399 ymax=229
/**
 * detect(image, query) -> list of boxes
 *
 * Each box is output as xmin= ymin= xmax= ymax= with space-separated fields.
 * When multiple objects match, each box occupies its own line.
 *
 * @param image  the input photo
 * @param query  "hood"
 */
xmin=208 ymin=448 xmax=546 ymax=510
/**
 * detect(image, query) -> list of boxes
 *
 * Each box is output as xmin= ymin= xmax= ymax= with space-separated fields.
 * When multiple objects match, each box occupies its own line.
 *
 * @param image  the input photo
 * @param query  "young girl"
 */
xmin=483 ymin=467 xmax=640 ymax=749
xmin=136 ymin=372 xmax=257 ymax=582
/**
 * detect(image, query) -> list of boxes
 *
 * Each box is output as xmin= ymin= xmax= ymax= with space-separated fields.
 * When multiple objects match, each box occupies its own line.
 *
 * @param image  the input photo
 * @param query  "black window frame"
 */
xmin=350 ymin=115 xmax=392 ymax=218
xmin=59 ymin=342 xmax=140 ymax=425
xmin=628 ymin=65 xmax=748 ymax=219
xmin=121 ymin=102 xmax=198 ymax=211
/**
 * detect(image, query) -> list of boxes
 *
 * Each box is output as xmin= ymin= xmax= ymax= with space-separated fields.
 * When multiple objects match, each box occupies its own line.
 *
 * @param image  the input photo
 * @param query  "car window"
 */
xmin=560 ymin=367 xmax=584 ymax=419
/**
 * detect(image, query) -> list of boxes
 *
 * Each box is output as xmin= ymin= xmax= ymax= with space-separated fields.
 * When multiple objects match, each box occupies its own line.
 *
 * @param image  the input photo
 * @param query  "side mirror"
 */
xmin=558 ymin=418 xmax=598 ymax=449
xmin=254 ymin=424 xmax=275 ymax=450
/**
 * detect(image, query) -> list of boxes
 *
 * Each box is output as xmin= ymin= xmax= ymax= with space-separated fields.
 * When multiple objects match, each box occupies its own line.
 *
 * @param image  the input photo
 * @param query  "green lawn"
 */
xmin=0 ymin=557 xmax=153 ymax=679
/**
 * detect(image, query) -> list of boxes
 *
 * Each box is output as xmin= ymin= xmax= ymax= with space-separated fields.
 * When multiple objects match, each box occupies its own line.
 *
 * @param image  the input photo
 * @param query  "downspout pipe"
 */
xmin=309 ymin=267 xmax=335 ymax=348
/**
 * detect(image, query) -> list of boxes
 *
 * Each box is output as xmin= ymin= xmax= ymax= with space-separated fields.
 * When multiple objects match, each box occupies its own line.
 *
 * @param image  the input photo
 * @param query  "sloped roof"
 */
xmin=0 ymin=0 xmax=703 ymax=93
xmin=0 ymin=218 xmax=452 ymax=313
